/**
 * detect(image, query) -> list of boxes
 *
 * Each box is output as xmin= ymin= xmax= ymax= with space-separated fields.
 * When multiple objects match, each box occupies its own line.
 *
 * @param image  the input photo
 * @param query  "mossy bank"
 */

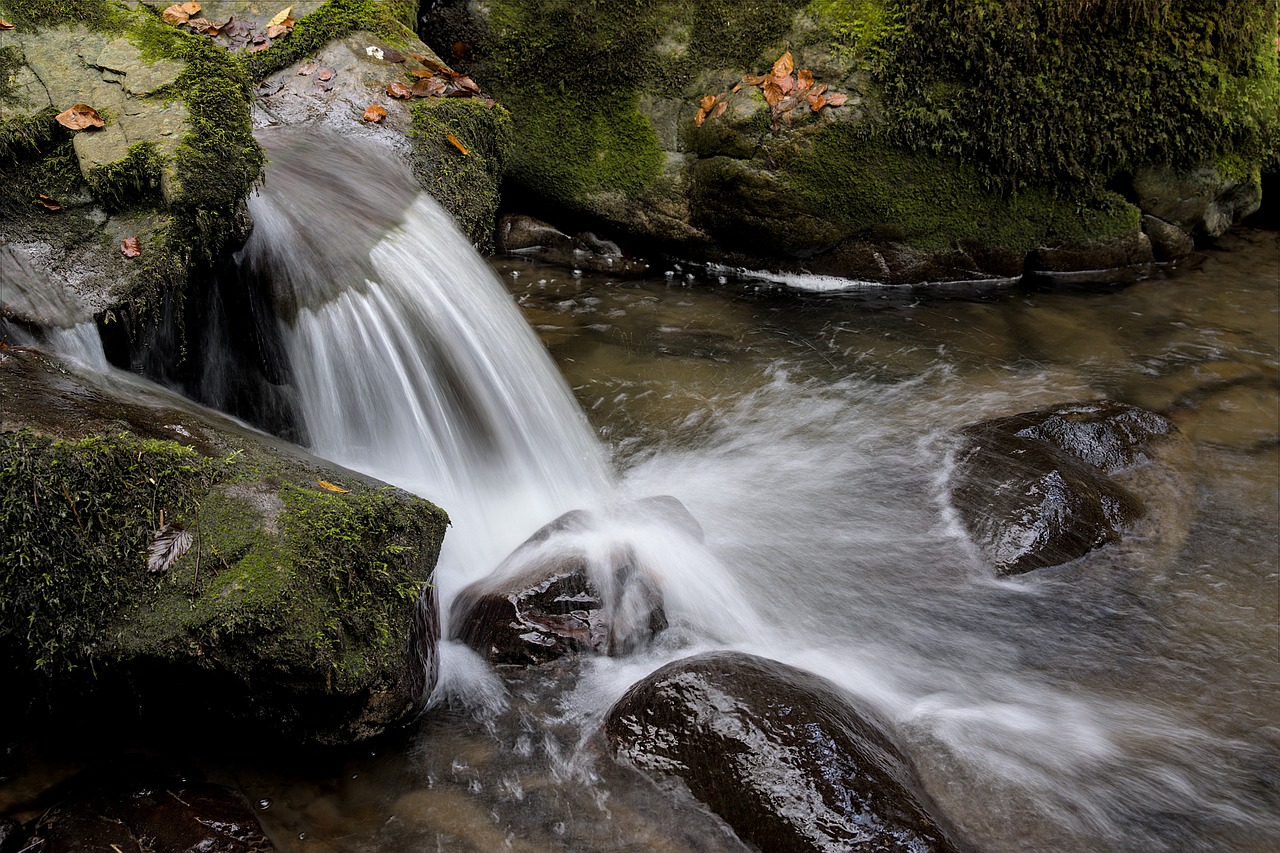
xmin=424 ymin=0 xmax=1279 ymax=280
xmin=0 ymin=346 xmax=448 ymax=745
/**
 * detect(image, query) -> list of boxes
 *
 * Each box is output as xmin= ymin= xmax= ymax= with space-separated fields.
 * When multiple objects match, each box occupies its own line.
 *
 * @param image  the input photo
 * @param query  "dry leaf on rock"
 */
xmin=699 ymin=94 xmax=716 ymax=111
xmin=0 ymin=19 xmax=15 ymax=29
xmin=710 ymin=101 xmax=727 ymax=120
xmin=363 ymin=103 xmax=387 ymax=122
xmin=37 ymin=194 xmax=61 ymax=211
xmin=412 ymin=77 xmax=446 ymax=97
xmin=147 ymin=523 xmax=193 ymax=573
xmin=317 ymin=67 xmax=334 ymax=81
xmin=121 ymin=236 xmax=141 ymax=258
xmin=317 ymin=479 xmax=350 ymax=493
xmin=772 ymin=51 xmax=794 ymax=79
xmin=387 ymin=81 xmax=412 ymax=99
xmin=55 ymin=104 xmax=104 ymax=130
xmin=161 ymin=3 xmax=195 ymax=25
xmin=797 ymin=69 xmax=814 ymax=92
xmin=266 ymin=21 xmax=293 ymax=39
xmin=446 ymin=132 xmax=469 ymax=155
xmin=826 ymin=92 xmax=849 ymax=107
xmin=267 ymin=5 xmax=292 ymax=27
xmin=694 ymin=106 xmax=707 ymax=127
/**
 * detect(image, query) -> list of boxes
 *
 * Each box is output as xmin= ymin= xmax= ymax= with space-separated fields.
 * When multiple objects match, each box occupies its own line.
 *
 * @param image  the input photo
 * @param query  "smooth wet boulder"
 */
xmin=450 ymin=497 xmax=700 ymax=666
xmin=496 ymin=213 xmax=649 ymax=276
xmin=22 ymin=762 xmax=271 ymax=852
xmin=0 ymin=347 xmax=447 ymax=745
xmin=423 ymin=0 xmax=1276 ymax=280
xmin=605 ymin=651 xmax=963 ymax=853
xmin=949 ymin=400 xmax=1194 ymax=576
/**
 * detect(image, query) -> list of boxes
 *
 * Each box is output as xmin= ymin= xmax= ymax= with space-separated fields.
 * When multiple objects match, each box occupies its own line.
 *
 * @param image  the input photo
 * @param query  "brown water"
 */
xmin=4 ymin=228 xmax=1276 ymax=852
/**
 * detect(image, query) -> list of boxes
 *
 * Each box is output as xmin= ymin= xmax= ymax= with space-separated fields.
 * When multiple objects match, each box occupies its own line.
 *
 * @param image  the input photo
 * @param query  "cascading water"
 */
xmin=242 ymin=129 xmax=615 ymax=595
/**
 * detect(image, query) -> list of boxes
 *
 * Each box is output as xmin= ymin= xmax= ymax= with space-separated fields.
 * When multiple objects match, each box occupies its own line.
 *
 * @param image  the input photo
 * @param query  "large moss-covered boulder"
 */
xmin=0 ymin=346 xmax=448 ymax=745
xmin=424 ymin=0 xmax=1278 ymax=281
xmin=0 ymin=0 xmax=262 ymax=320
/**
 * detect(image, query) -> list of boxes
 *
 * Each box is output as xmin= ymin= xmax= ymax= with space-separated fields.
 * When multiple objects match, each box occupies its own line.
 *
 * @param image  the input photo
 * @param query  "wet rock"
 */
xmin=950 ymin=400 xmax=1194 ymax=576
xmin=496 ymin=214 xmax=649 ymax=276
xmin=1133 ymin=163 xmax=1263 ymax=238
xmin=0 ymin=819 xmax=21 ymax=853
xmin=0 ymin=348 xmax=446 ymax=745
xmin=1029 ymin=231 xmax=1154 ymax=273
xmin=450 ymin=499 xmax=698 ymax=666
xmin=26 ymin=762 xmax=271 ymax=852
xmin=1142 ymin=214 xmax=1196 ymax=261
xmin=605 ymin=651 xmax=964 ymax=853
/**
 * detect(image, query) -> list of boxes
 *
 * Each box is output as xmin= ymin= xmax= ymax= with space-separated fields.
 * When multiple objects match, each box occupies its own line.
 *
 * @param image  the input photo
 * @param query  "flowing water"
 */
xmin=5 ymin=130 xmax=1276 ymax=852
xmin=219 ymin=133 xmax=1277 ymax=852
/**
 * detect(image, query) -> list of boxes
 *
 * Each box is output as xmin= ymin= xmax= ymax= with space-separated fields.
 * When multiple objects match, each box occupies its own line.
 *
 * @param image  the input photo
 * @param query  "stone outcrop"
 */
xmin=0 ymin=346 xmax=447 ymax=745
xmin=948 ymin=400 xmax=1194 ymax=576
xmin=423 ymin=0 xmax=1276 ymax=282
xmin=605 ymin=651 xmax=965 ymax=852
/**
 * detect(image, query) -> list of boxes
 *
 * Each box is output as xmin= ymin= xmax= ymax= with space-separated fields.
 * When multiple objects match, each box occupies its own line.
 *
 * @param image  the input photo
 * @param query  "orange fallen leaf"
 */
xmin=446 ymin=132 xmax=469 ymax=154
xmin=161 ymin=3 xmax=192 ymax=25
xmin=797 ymin=69 xmax=814 ymax=92
xmin=266 ymin=21 xmax=292 ymax=39
xmin=710 ymin=101 xmax=727 ymax=120
xmin=772 ymin=51 xmax=794 ymax=79
xmin=55 ymin=104 xmax=105 ymax=130
xmin=362 ymin=103 xmax=387 ymax=122
xmin=317 ymin=67 xmax=334 ymax=81
xmin=731 ymin=83 xmax=743 ymax=93
xmin=762 ymin=81 xmax=785 ymax=108
xmin=411 ymin=76 xmax=446 ymax=97
xmin=121 ymin=237 xmax=141 ymax=258
xmin=694 ymin=106 xmax=707 ymax=127
xmin=317 ymin=479 xmax=350 ymax=493
xmin=267 ymin=5 xmax=292 ymax=27
xmin=826 ymin=92 xmax=849 ymax=107
xmin=387 ymin=81 xmax=412 ymax=99
xmin=775 ymin=74 xmax=795 ymax=95
xmin=37 ymin=194 xmax=61 ymax=211
xmin=808 ymin=94 xmax=827 ymax=112
xmin=0 ymin=18 xmax=14 ymax=29
xmin=699 ymin=94 xmax=716 ymax=111
xmin=742 ymin=73 xmax=767 ymax=85
xmin=811 ymin=82 xmax=828 ymax=97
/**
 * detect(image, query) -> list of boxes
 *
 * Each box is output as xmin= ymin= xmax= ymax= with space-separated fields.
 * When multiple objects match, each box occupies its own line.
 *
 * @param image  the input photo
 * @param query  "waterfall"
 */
xmin=242 ymin=129 xmax=612 ymax=593
xmin=0 ymin=244 xmax=107 ymax=369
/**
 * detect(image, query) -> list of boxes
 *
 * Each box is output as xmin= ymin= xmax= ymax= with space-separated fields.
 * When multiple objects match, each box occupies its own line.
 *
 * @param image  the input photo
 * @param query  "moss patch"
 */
xmin=0 ymin=0 xmax=124 ymax=31
xmin=243 ymin=0 xmax=418 ymax=80
xmin=875 ymin=0 xmax=1280 ymax=188
xmin=409 ymin=97 xmax=514 ymax=249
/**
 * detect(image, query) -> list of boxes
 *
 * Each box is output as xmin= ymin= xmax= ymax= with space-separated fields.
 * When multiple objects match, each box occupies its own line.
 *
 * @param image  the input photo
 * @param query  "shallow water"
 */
xmin=218 ymin=228 xmax=1278 ymax=852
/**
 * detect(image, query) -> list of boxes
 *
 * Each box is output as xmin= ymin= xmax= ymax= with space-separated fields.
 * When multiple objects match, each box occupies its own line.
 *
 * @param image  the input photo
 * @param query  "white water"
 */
xmin=239 ymin=132 xmax=1278 ymax=852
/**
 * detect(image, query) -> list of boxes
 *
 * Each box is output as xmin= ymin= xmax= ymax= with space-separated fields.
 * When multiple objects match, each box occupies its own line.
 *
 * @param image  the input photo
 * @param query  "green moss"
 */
xmin=0 ymin=430 xmax=221 ymax=672
xmin=0 ymin=104 xmax=57 ymax=161
xmin=0 ymin=44 xmax=21 ymax=102
xmin=804 ymin=0 xmax=904 ymax=62
xmin=243 ymin=0 xmax=418 ymax=80
xmin=503 ymin=86 xmax=665 ymax=208
xmin=409 ymin=97 xmax=514 ymax=249
xmin=781 ymin=129 xmax=1139 ymax=252
xmin=875 ymin=0 xmax=1280 ymax=188
xmin=0 ymin=0 xmax=124 ymax=31
xmin=86 ymin=140 xmax=163 ymax=209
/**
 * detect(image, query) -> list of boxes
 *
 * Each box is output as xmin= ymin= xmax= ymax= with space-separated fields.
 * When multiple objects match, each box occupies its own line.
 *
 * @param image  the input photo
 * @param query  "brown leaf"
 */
xmin=811 ymin=82 xmax=828 ymax=97
xmin=694 ymin=106 xmax=707 ymax=127
xmin=826 ymin=92 xmax=849 ymax=107
xmin=710 ymin=101 xmax=727 ymax=120
xmin=265 ymin=22 xmax=291 ymax=38
xmin=248 ymin=38 xmax=270 ymax=52
xmin=446 ymin=132 xmax=469 ymax=155
xmin=775 ymin=74 xmax=795 ymax=94
xmin=147 ymin=523 xmax=193 ymax=573
xmin=121 ymin=236 xmax=141 ymax=258
xmin=699 ymin=94 xmax=716 ymax=111
xmin=362 ymin=103 xmax=387 ymax=122
xmin=37 ymin=194 xmax=61 ymax=211
xmin=317 ymin=479 xmax=350 ymax=493
xmin=380 ymin=47 xmax=405 ymax=63
xmin=408 ymin=68 xmax=434 ymax=78
xmin=296 ymin=63 xmax=316 ymax=76
xmin=0 ymin=19 xmax=15 ymax=29
xmin=55 ymin=103 xmax=105 ymax=130
xmin=772 ymin=51 xmax=794 ymax=79
xmin=411 ymin=77 xmax=446 ymax=97
xmin=317 ymin=67 xmax=334 ymax=81
xmin=796 ymin=69 xmax=814 ymax=92
xmin=742 ymin=73 xmax=768 ymax=86
xmin=451 ymin=41 xmax=468 ymax=59
xmin=186 ymin=16 xmax=214 ymax=33
xmin=161 ymin=4 xmax=191 ymax=26
xmin=762 ymin=81 xmax=785 ymax=108
xmin=731 ymin=83 xmax=744 ymax=93
xmin=808 ymin=94 xmax=827 ymax=112
xmin=451 ymin=75 xmax=481 ymax=93
xmin=179 ymin=1 xmax=201 ymax=13
xmin=267 ymin=5 xmax=292 ymax=27
xmin=387 ymin=81 xmax=412 ymax=99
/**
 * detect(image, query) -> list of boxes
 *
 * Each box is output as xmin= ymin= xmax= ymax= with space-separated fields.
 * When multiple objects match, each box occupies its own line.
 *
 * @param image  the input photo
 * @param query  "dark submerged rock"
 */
xmin=25 ymin=762 xmax=271 ymax=852
xmin=950 ymin=400 xmax=1193 ymax=576
xmin=0 ymin=347 xmax=446 ymax=745
xmin=605 ymin=651 xmax=963 ymax=853
xmin=450 ymin=498 xmax=700 ymax=666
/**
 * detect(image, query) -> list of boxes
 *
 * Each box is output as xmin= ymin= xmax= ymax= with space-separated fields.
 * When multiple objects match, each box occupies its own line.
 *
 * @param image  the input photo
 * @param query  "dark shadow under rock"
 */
xmin=23 ymin=761 xmax=272 ymax=852
xmin=604 ymin=651 xmax=965 ymax=853
xmin=949 ymin=400 xmax=1194 ymax=576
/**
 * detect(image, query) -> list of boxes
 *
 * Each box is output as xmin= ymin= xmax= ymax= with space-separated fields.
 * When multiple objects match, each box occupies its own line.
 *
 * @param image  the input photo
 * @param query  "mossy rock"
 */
xmin=0 ymin=346 xmax=448 ymax=745
xmin=424 ymin=0 xmax=1278 ymax=280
